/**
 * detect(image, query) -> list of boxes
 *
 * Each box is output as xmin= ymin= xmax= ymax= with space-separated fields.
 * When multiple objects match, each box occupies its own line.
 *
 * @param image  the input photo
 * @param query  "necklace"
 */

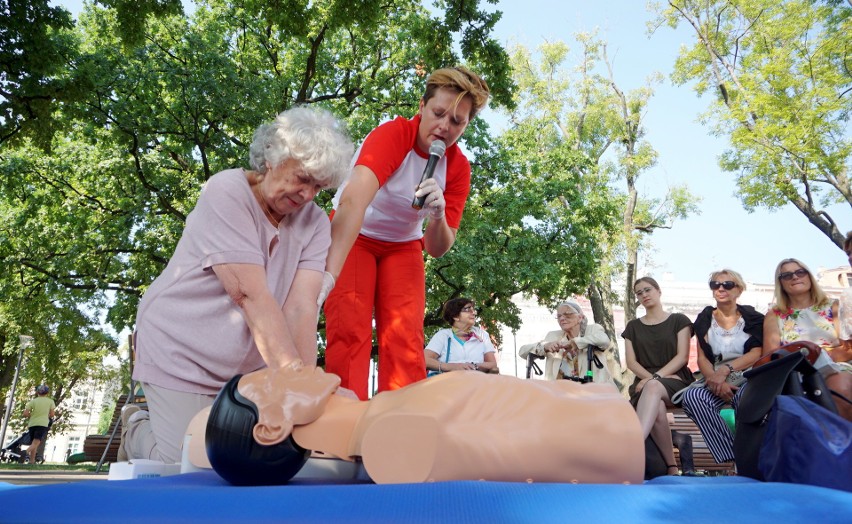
xmin=253 ymin=183 xmax=280 ymax=228
xmin=713 ymin=307 xmax=740 ymax=330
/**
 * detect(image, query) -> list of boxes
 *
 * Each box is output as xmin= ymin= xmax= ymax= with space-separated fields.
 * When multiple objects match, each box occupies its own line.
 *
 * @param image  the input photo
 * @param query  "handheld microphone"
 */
xmin=411 ymin=139 xmax=447 ymax=209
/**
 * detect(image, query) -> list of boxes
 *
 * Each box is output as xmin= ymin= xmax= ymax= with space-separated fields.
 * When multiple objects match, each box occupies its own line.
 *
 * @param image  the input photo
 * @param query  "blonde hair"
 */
xmin=248 ymin=106 xmax=353 ymax=189
xmin=709 ymin=268 xmax=747 ymax=291
xmin=772 ymin=258 xmax=829 ymax=311
xmin=423 ymin=66 xmax=490 ymax=120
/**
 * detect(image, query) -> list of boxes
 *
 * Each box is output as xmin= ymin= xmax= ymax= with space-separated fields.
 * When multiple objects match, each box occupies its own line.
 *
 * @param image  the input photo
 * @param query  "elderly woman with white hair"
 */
xmin=123 ymin=107 xmax=354 ymax=464
xmin=519 ymin=300 xmax=614 ymax=384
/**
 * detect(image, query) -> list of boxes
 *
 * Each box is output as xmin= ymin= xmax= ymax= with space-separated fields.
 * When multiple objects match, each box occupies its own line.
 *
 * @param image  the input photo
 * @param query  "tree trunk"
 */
xmin=588 ymin=278 xmax=626 ymax=394
xmin=623 ymin=181 xmax=639 ymax=323
xmin=587 ymin=280 xmax=616 ymax=349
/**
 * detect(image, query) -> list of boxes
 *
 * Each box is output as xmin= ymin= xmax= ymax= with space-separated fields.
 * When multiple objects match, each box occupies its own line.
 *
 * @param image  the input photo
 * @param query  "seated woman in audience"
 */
xmin=518 ymin=300 xmax=614 ymax=384
xmin=424 ymin=298 xmax=498 ymax=375
xmin=837 ymin=231 xmax=852 ymax=365
xmin=623 ymin=277 xmax=694 ymax=475
xmin=680 ymin=269 xmax=763 ymax=464
xmin=763 ymin=258 xmax=852 ymax=421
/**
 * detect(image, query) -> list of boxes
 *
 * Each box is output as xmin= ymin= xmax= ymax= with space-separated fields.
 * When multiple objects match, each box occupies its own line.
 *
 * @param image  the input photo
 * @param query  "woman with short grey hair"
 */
xmin=124 ymin=106 xmax=353 ymax=464
xmin=519 ymin=300 xmax=613 ymax=383
xmin=248 ymin=106 xmax=353 ymax=189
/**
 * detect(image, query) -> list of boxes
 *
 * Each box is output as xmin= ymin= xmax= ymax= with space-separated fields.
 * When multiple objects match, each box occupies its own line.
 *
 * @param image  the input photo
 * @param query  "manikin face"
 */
xmin=259 ymin=158 xmax=325 ymax=219
xmin=416 ymin=87 xmax=473 ymax=154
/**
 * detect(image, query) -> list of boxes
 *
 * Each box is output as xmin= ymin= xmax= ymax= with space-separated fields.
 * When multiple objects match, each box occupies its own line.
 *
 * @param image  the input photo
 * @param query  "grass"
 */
xmin=0 ymin=462 xmax=104 ymax=472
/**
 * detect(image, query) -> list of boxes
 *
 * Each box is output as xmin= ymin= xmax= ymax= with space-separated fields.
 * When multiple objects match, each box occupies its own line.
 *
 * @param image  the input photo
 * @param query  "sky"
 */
xmin=482 ymin=0 xmax=850 ymax=285
xmin=55 ymin=0 xmax=850 ymax=285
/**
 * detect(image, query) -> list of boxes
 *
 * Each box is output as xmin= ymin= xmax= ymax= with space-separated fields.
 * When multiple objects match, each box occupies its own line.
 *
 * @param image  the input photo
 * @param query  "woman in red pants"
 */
xmin=321 ymin=66 xmax=490 ymax=399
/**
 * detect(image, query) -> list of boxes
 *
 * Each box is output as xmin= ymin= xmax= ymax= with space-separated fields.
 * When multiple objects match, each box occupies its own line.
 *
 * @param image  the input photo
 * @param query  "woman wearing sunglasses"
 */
xmin=763 ymin=258 xmax=852 ymax=421
xmin=424 ymin=298 xmax=498 ymax=375
xmin=679 ymin=269 xmax=764 ymax=464
xmin=623 ymin=277 xmax=695 ymax=475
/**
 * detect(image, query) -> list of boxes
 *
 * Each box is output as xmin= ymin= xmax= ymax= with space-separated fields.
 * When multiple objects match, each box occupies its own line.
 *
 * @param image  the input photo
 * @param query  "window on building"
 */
xmin=68 ymin=436 xmax=81 ymax=454
xmin=72 ymin=394 xmax=89 ymax=411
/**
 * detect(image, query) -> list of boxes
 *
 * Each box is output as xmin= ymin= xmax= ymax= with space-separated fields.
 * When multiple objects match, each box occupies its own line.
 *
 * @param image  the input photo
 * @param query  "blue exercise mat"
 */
xmin=1 ymin=471 xmax=850 ymax=523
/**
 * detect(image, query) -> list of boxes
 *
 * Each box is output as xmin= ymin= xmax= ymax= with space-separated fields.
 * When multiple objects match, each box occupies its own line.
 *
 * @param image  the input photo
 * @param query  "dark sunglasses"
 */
xmin=778 ymin=268 xmax=809 ymax=281
xmin=709 ymin=280 xmax=737 ymax=290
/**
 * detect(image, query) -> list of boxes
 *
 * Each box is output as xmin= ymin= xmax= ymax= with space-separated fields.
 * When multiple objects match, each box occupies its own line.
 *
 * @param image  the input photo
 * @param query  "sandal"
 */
xmin=666 ymin=464 xmax=680 ymax=476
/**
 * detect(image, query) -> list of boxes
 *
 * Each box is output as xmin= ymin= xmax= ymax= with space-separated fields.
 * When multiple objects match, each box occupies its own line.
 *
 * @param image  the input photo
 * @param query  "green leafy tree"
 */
xmin=1 ymin=1 xmax=517 ymax=360
xmin=656 ymin=0 xmax=851 ymax=248
xmin=422 ymin=115 xmax=620 ymax=346
xmin=491 ymin=40 xmax=624 ymax=357
xmin=601 ymin=40 xmax=700 ymax=321
xmin=0 ymin=295 xmax=118 ymax=439
xmin=0 ymin=0 xmax=80 ymax=149
xmin=507 ymin=38 xmax=700 ymax=325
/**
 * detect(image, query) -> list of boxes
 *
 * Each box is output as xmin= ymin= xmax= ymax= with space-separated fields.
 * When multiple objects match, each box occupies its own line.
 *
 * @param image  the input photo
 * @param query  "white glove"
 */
xmin=414 ymin=178 xmax=446 ymax=220
xmin=317 ymin=271 xmax=335 ymax=308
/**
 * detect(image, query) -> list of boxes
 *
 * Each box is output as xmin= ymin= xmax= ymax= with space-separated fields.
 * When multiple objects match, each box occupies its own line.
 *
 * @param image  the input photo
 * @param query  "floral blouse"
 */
xmin=773 ymin=300 xmax=838 ymax=370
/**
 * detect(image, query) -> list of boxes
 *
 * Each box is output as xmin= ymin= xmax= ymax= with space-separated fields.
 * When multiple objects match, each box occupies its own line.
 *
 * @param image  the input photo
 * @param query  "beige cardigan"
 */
xmin=518 ymin=323 xmax=614 ymax=384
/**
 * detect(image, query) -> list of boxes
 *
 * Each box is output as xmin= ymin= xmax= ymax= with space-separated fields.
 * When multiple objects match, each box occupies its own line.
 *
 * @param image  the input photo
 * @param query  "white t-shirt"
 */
xmin=425 ymin=327 xmax=495 ymax=364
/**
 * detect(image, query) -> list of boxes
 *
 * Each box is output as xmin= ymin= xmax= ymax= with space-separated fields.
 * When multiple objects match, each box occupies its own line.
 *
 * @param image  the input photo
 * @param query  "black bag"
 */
xmin=734 ymin=346 xmax=838 ymax=480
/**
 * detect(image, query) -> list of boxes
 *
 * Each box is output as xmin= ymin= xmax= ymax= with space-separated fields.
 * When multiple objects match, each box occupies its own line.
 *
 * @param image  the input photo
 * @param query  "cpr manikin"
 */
xmin=193 ymin=363 xmax=644 ymax=485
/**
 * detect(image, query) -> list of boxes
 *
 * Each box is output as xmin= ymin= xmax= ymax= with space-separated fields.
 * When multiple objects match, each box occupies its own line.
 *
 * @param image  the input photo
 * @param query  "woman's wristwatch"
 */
xmin=651 ymin=373 xmax=661 ymax=380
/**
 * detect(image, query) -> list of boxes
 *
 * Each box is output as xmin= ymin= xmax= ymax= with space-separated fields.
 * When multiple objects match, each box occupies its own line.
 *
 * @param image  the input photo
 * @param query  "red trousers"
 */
xmin=324 ymin=235 xmax=427 ymax=399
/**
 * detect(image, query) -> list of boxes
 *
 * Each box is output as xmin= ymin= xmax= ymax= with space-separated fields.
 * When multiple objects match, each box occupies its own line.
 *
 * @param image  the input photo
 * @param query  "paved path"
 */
xmin=0 ymin=469 xmax=108 ymax=486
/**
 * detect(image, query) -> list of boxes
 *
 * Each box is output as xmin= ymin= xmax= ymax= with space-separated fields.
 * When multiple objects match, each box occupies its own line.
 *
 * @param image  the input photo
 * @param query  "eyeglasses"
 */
xmin=461 ymin=306 xmax=477 ymax=313
xmin=778 ymin=268 xmax=809 ymax=282
xmin=634 ymin=287 xmax=655 ymax=297
xmin=709 ymin=281 xmax=737 ymax=290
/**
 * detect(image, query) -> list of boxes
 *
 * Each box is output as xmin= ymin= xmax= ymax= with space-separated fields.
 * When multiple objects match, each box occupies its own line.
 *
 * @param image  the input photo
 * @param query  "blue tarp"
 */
xmin=1 ymin=471 xmax=850 ymax=523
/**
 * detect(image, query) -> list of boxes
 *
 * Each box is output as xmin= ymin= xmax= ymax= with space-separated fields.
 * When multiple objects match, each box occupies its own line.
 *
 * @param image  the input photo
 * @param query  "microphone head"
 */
xmin=429 ymin=139 xmax=447 ymax=158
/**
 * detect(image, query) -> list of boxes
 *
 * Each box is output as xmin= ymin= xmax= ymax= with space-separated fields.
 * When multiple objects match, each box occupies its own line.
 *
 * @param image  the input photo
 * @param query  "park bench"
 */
xmin=82 ymin=394 xmax=146 ymax=463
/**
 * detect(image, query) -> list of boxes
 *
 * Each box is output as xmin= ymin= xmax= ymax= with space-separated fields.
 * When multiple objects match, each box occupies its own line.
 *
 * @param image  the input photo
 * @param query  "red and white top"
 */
xmin=332 ymin=115 xmax=471 ymax=242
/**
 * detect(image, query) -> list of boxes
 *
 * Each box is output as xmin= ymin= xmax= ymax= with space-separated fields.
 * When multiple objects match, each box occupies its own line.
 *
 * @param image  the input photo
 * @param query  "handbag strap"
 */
xmin=739 ymin=351 xmax=804 ymax=423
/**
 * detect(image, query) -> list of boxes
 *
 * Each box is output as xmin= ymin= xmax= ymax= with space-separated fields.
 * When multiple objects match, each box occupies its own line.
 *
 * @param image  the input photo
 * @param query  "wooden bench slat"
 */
xmin=81 ymin=395 xmax=146 ymax=463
